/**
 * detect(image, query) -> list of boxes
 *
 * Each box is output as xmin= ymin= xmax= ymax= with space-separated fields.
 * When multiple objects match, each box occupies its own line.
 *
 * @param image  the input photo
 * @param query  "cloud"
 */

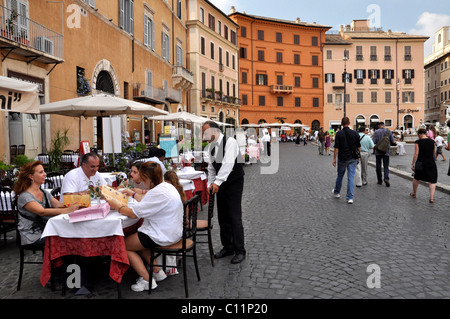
xmin=409 ymin=12 xmax=450 ymax=56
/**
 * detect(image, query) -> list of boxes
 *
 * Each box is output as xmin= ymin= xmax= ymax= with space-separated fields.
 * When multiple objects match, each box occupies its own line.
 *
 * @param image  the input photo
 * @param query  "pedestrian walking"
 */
xmin=410 ymin=128 xmax=438 ymax=203
xmin=325 ymin=131 xmax=331 ymax=155
xmin=372 ymin=122 xmax=396 ymax=187
xmin=317 ymin=127 xmax=325 ymax=155
xmin=202 ymin=121 xmax=246 ymax=264
xmin=332 ymin=117 xmax=361 ymax=204
xmin=354 ymin=126 xmax=375 ymax=187
xmin=435 ymin=132 xmax=446 ymax=161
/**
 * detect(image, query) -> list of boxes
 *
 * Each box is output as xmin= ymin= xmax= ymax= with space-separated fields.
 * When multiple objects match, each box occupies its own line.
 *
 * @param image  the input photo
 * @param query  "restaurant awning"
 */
xmin=0 ymin=75 xmax=40 ymax=114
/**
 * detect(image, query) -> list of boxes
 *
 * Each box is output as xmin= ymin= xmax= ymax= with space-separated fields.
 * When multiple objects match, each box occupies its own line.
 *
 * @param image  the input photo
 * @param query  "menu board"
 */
xmin=101 ymin=185 xmax=128 ymax=206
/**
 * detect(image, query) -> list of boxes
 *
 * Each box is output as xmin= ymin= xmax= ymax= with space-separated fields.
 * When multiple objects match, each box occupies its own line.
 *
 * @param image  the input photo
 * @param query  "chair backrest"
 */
xmin=0 ymin=187 xmax=16 ymax=217
xmin=42 ymin=179 xmax=54 ymax=189
xmin=45 ymin=172 xmax=64 ymax=188
xmin=207 ymin=189 xmax=215 ymax=223
xmin=17 ymin=144 xmax=25 ymax=156
xmin=51 ymin=187 xmax=61 ymax=201
xmin=183 ymin=195 xmax=199 ymax=249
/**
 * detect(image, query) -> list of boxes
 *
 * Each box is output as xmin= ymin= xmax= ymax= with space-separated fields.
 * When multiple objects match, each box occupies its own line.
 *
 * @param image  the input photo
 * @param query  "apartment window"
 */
xmin=385 ymin=91 xmax=392 ymax=103
xmin=335 ymin=93 xmax=342 ymax=105
xmin=355 ymin=69 xmax=366 ymax=84
xmin=385 ymin=119 xmax=392 ymax=127
xmin=403 ymin=69 xmax=414 ymax=84
xmin=312 ymin=55 xmax=318 ymax=66
xmin=326 ymin=50 xmax=332 ymax=60
xmin=342 ymin=73 xmax=352 ymax=83
xmin=371 ymin=91 xmax=378 ymax=103
xmin=208 ymin=14 xmax=215 ymax=31
xmin=313 ymin=98 xmax=319 ymax=107
xmin=369 ymin=69 xmax=380 ymax=84
xmin=295 ymin=97 xmax=301 ymax=107
xmin=327 ymin=94 xmax=333 ymax=103
xmin=384 ymin=46 xmax=391 ymax=61
xmin=241 ymin=72 xmax=247 ymax=84
xmin=294 ymin=76 xmax=301 ymax=87
xmin=312 ymin=36 xmax=318 ymax=46
xmin=124 ymin=81 xmax=129 ymax=99
xmin=230 ymin=30 xmax=237 ymax=45
xmin=403 ymin=91 xmax=415 ymax=103
xmin=277 ymin=96 xmax=283 ymax=106
xmin=232 ymin=55 xmax=235 ymax=70
xmin=258 ymin=30 xmax=264 ymax=40
xmin=143 ymin=14 xmax=155 ymax=50
xmin=241 ymin=26 xmax=247 ymax=38
xmin=211 ymin=106 xmax=215 ymax=113
xmin=176 ymin=0 xmax=182 ymax=19
xmin=258 ymin=50 xmax=265 ymax=61
xmin=404 ymin=46 xmax=412 ymax=61
xmin=217 ymin=20 xmax=222 ymax=36
xmin=256 ymin=74 xmax=268 ymax=86
xmin=259 ymin=96 xmax=265 ymax=106
xmin=383 ymin=69 xmax=394 ymax=84
xmin=370 ymin=46 xmax=377 ymax=61
xmin=276 ymin=52 xmax=283 ymax=63
xmin=224 ymin=25 xmax=228 ymax=40
xmin=276 ymin=75 xmax=283 ymax=85
xmin=199 ymin=8 xmax=204 ymax=23
xmin=312 ymin=77 xmax=319 ymax=88
xmin=242 ymin=94 xmax=248 ymax=105
xmin=356 ymin=46 xmax=363 ymax=60
xmin=294 ymin=54 xmax=300 ymax=65
xmin=202 ymin=105 xmax=206 ymax=112
xmin=325 ymin=73 xmax=335 ymax=83
xmin=210 ymin=42 xmax=215 ymax=60
xmin=201 ymin=72 xmax=206 ymax=96
xmin=210 ymin=75 xmax=215 ymax=91
xmin=240 ymin=47 xmax=247 ymax=59
xmin=119 ymin=0 xmax=134 ymax=35
xmin=162 ymin=31 xmax=170 ymax=61
xmin=200 ymin=37 xmax=206 ymax=55
xmin=219 ymin=47 xmax=223 ymax=65
xmin=276 ymin=32 xmax=282 ymax=43
xmin=176 ymin=44 xmax=183 ymax=66
xmin=357 ymin=91 xmax=364 ymax=103
xmin=294 ymin=35 xmax=300 ymax=45
xmin=226 ymin=51 xmax=229 ymax=67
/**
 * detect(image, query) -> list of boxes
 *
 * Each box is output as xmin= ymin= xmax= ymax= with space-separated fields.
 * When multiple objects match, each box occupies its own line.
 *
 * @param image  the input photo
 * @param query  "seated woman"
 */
xmin=106 ymin=161 xmax=183 ymax=292
xmin=120 ymin=161 xmax=148 ymax=201
xmin=164 ymin=171 xmax=186 ymax=203
xmin=14 ymin=161 xmax=79 ymax=248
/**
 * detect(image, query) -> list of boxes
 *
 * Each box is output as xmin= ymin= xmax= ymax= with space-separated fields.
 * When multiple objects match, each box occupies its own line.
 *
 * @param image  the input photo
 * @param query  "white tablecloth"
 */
xmin=179 ymin=178 xmax=195 ymax=191
xmin=41 ymin=203 xmax=139 ymax=239
xmin=176 ymin=168 xmax=207 ymax=181
xmin=98 ymin=173 xmax=118 ymax=186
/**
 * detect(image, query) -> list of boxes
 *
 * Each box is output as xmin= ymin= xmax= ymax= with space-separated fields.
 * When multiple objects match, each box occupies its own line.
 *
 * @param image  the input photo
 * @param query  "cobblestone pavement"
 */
xmin=1 ymin=142 xmax=449 ymax=301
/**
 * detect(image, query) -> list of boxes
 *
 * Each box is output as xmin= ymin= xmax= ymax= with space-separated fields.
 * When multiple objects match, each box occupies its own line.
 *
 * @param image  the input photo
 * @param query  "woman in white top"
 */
xmin=106 ymin=161 xmax=183 ymax=292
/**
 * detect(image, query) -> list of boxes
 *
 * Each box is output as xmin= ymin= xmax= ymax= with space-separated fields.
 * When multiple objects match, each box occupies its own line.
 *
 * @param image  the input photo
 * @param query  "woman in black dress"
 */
xmin=410 ymin=128 xmax=438 ymax=203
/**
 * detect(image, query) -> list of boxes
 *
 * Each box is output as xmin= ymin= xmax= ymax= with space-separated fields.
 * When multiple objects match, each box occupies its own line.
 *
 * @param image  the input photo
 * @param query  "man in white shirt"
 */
xmin=202 ymin=121 xmax=246 ymax=264
xmin=60 ymin=152 xmax=107 ymax=199
xmin=435 ymin=132 xmax=446 ymax=161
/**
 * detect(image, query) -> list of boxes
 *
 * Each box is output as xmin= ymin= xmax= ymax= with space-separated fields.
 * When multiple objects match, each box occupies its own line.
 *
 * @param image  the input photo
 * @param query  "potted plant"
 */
xmin=206 ymin=88 xmax=215 ymax=98
xmin=48 ymin=129 xmax=70 ymax=172
xmin=2 ymin=10 xmax=17 ymax=40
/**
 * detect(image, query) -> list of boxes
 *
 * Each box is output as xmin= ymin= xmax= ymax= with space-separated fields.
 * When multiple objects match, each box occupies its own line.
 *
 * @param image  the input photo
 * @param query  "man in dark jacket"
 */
xmin=332 ymin=117 xmax=361 ymax=204
xmin=372 ymin=122 xmax=396 ymax=187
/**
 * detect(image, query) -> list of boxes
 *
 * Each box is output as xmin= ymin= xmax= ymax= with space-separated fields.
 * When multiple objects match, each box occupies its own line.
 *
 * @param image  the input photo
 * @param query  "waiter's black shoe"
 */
xmin=231 ymin=253 xmax=246 ymax=264
xmin=214 ymin=248 xmax=234 ymax=259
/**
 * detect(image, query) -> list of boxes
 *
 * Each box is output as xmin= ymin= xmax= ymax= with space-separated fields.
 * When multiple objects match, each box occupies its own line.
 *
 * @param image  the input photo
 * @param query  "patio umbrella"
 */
xmin=241 ymin=123 xmax=261 ymax=128
xmin=39 ymin=93 xmax=169 ymax=157
xmin=147 ymin=111 xmax=208 ymax=124
xmin=0 ymin=75 xmax=40 ymax=114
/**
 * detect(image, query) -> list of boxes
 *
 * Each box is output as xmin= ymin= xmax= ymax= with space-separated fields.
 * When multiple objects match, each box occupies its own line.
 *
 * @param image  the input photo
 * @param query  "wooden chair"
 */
xmin=17 ymin=144 xmax=25 ymax=156
xmin=0 ymin=187 xmax=16 ymax=245
xmin=149 ymin=195 xmax=201 ymax=298
xmin=196 ymin=189 xmax=215 ymax=266
xmin=51 ymin=187 xmax=61 ymax=201
xmin=45 ymin=172 xmax=65 ymax=188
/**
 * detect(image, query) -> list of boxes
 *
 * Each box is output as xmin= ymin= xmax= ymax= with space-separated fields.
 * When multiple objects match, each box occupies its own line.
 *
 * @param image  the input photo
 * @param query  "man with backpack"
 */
xmin=372 ymin=122 xmax=396 ymax=187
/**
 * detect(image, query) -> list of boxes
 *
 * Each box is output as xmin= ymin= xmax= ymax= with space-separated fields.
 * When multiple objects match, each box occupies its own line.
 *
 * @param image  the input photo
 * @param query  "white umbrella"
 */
xmin=39 ymin=93 xmax=169 ymax=157
xmin=0 ymin=75 xmax=40 ymax=114
xmin=147 ymin=111 xmax=207 ymax=124
xmin=39 ymin=93 xmax=168 ymax=117
xmin=241 ymin=123 xmax=261 ymax=128
xmin=260 ymin=122 xmax=285 ymax=128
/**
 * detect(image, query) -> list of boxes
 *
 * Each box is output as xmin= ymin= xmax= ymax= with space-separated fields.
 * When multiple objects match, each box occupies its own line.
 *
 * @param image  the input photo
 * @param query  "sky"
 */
xmin=210 ymin=0 xmax=450 ymax=57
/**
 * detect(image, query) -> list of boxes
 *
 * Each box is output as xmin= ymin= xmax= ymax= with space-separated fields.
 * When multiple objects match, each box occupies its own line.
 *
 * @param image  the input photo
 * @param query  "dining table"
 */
xmin=40 ymin=200 xmax=140 ymax=288
xmin=175 ymin=167 xmax=208 ymax=205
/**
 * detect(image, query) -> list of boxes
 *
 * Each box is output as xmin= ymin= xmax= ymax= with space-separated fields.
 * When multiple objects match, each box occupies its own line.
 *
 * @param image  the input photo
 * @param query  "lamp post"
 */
xmin=396 ymin=79 xmax=400 ymax=130
xmin=343 ymin=49 xmax=349 ymax=118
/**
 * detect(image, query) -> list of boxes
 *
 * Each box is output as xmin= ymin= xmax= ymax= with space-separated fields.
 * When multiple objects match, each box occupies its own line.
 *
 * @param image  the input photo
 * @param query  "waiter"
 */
xmin=202 ymin=121 xmax=246 ymax=264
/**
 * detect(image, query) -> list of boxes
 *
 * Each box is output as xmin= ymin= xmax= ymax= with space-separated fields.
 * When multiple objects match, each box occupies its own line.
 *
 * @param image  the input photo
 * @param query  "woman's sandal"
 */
xmin=409 ymin=193 xmax=416 ymax=198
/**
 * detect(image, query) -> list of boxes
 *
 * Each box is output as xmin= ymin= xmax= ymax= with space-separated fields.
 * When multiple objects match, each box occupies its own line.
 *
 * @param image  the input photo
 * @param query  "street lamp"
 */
xmin=343 ymin=49 xmax=349 ymax=118
xmin=396 ymin=78 xmax=400 ymax=130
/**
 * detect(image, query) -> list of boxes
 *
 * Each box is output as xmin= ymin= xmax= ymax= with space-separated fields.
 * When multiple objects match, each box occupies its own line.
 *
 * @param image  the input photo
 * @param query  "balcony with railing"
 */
xmin=172 ymin=65 xmax=194 ymax=89
xmin=0 ymin=5 xmax=64 ymax=63
xmin=200 ymin=89 xmax=240 ymax=105
xmin=270 ymin=85 xmax=293 ymax=94
xmin=133 ymin=83 xmax=166 ymax=104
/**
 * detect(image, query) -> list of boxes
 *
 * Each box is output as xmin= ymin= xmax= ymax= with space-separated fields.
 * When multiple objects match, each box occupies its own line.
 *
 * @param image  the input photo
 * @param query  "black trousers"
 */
xmin=216 ymin=177 xmax=245 ymax=255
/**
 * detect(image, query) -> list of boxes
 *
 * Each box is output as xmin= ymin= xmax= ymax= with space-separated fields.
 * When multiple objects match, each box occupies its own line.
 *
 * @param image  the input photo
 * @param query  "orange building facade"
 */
xmin=229 ymin=10 xmax=330 ymax=130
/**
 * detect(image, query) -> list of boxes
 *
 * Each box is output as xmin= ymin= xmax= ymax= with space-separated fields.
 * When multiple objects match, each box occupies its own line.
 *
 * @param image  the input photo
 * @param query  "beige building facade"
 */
xmin=424 ymin=26 xmax=450 ymax=125
xmin=1 ymin=0 xmax=194 ymax=162
xmin=186 ymin=0 xmax=240 ymax=125
xmin=324 ymin=20 xmax=428 ymax=131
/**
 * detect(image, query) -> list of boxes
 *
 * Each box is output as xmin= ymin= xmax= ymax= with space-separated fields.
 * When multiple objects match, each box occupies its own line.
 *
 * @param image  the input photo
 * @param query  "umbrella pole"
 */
xmin=110 ymin=115 xmax=116 ymax=164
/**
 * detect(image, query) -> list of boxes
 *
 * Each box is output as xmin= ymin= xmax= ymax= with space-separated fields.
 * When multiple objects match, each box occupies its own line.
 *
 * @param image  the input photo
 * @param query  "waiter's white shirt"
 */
xmin=206 ymin=133 xmax=239 ymax=187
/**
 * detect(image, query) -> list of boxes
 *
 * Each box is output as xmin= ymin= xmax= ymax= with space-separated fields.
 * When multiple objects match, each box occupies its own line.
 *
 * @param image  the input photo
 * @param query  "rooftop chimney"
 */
xmin=230 ymin=6 xmax=236 ymax=14
xmin=296 ymin=17 xmax=301 ymax=23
